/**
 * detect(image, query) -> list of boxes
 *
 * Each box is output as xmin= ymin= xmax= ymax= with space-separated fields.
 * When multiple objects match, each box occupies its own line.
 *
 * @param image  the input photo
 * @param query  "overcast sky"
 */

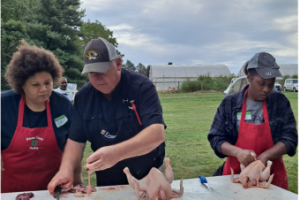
xmin=80 ymin=0 xmax=298 ymax=75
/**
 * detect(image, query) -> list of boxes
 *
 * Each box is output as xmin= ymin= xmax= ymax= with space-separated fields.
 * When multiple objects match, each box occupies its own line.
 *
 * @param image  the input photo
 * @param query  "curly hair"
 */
xmin=4 ymin=40 xmax=64 ymax=94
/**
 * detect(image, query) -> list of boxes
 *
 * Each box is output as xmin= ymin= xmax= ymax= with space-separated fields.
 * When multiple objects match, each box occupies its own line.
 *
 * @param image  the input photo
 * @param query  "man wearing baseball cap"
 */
xmin=48 ymin=38 xmax=166 ymax=191
xmin=208 ymin=52 xmax=297 ymax=189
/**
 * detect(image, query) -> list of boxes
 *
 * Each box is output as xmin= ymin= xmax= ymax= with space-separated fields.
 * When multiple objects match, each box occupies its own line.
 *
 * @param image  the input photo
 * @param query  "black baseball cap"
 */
xmin=82 ymin=37 xmax=118 ymax=74
xmin=247 ymin=52 xmax=282 ymax=79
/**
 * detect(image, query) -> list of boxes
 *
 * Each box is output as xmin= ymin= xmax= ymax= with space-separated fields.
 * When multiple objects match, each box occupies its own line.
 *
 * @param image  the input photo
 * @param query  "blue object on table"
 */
xmin=199 ymin=175 xmax=212 ymax=190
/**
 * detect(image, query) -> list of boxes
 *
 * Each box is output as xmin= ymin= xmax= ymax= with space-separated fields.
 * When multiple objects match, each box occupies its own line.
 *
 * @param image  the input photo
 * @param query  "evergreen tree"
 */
xmin=1 ymin=0 xmax=40 ymax=91
xmin=146 ymin=65 xmax=151 ymax=78
xmin=136 ymin=63 xmax=148 ymax=77
xmin=125 ymin=60 xmax=136 ymax=71
xmin=1 ymin=19 xmax=31 ymax=90
xmin=25 ymin=0 xmax=87 ymax=87
xmin=1 ymin=0 xmax=39 ymax=22
xmin=78 ymin=20 xmax=124 ymax=59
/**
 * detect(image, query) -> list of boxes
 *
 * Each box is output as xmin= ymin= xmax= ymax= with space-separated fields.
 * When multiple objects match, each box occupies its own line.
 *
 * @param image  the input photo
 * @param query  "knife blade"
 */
xmin=199 ymin=175 xmax=212 ymax=190
xmin=53 ymin=185 xmax=62 ymax=200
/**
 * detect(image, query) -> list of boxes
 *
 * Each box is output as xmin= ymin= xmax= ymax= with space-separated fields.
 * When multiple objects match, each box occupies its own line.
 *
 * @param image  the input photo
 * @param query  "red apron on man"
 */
xmin=222 ymin=89 xmax=288 ymax=190
xmin=1 ymin=95 xmax=62 ymax=193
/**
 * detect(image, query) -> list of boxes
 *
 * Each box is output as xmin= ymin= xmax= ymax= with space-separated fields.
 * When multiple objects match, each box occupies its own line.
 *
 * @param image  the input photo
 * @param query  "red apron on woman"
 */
xmin=1 ymin=95 xmax=62 ymax=193
xmin=222 ymin=89 xmax=288 ymax=190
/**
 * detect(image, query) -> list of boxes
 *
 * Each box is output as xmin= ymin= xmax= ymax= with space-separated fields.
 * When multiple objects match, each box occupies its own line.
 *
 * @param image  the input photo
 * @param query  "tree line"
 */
xmin=122 ymin=60 xmax=151 ymax=78
xmin=1 ymin=0 xmax=149 ymax=91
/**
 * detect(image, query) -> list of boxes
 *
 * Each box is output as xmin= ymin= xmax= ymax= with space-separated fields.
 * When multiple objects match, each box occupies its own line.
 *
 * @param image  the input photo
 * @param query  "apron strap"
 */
xmin=240 ymin=89 xmax=248 ymax=122
xmin=45 ymin=99 xmax=53 ymax=128
xmin=262 ymin=100 xmax=269 ymax=124
xmin=17 ymin=95 xmax=26 ymax=129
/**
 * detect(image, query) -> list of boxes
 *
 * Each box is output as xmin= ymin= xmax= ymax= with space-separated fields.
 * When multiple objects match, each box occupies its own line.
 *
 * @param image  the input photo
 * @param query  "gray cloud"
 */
xmin=81 ymin=0 xmax=297 ymax=74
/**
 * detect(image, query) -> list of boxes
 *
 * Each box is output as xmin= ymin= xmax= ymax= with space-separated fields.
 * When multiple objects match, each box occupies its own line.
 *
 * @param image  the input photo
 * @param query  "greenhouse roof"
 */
xmin=149 ymin=64 xmax=231 ymax=79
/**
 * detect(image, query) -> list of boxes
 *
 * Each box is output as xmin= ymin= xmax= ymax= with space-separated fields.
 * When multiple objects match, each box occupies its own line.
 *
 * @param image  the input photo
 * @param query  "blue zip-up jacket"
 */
xmin=208 ymin=85 xmax=298 ymax=159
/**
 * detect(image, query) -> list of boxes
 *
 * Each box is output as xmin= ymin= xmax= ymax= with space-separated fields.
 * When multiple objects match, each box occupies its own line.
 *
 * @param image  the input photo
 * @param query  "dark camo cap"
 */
xmin=82 ymin=37 xmax=118 ymax=74
xmin=247 ymin=52 xmax=282 ymax=79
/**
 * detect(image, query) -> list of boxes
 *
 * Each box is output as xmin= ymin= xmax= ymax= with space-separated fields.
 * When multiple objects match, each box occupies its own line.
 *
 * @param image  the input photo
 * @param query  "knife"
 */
xmin=53 ymin=185 xmax=62 ymax=200
xmin=199 ymin=175 xmax=212 ymax=190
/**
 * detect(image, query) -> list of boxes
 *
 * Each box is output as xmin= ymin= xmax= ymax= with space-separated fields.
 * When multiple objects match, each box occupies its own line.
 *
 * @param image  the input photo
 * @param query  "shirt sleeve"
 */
xmin=207 ymin=98 xmax=232 ymax=158
xmin=138 ymin=81 xmax=166 ymax=129
xmin=276 ymin=97 xmax=298 ymax=156
xmin=68 ymin=95 xmax=87 ymax=143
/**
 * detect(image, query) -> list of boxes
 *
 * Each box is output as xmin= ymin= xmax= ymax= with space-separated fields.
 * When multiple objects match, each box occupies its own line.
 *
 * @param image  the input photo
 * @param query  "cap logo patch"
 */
xmin=85 ymin=50 xmax=100 ymax=60
xmin=265 ymin=72 xmax=272 ymax=76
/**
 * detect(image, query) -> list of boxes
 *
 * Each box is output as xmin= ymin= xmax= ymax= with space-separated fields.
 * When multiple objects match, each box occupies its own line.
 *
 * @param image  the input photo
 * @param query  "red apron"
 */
xmin=222 ymin=89 xmax=288 ymax=190
xmin=1 ymin=95 xmax=62 ymax=193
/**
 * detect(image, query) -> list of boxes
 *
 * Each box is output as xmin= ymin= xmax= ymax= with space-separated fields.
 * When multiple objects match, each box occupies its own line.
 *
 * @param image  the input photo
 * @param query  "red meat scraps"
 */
xmin=15 ymin=192 xmax=34 ymax=200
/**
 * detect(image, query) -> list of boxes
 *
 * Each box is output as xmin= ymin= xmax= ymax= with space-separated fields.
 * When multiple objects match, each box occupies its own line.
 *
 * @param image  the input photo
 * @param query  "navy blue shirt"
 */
xmin=1 ymin=90 xmax=72 ymax=152
xmin=69 ymin=69 xmax=166 ymax=186
xmin=208 ymin=85 xmax=298 ymax=159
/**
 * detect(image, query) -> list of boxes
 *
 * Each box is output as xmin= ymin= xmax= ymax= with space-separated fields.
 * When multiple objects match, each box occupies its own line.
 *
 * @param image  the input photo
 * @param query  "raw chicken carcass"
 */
xmin=123 ymin=158 xmax=183 ymax=200
xmin=231 ymin=160 xmax=274 ymax=188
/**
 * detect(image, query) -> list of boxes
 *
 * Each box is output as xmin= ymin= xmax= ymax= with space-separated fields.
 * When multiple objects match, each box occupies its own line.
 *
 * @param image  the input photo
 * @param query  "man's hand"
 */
xmin=85 ymin=146 xmax=120 ymax=174
xmin=47 ymin=168 xmax=74 ymax=195
xmin=236 ymin=149 xmax=256 ymax=167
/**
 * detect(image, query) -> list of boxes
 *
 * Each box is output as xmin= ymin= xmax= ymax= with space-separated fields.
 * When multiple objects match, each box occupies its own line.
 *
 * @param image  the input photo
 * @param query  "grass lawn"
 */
xmin=82 ymin=91 xmax=298 ymax=194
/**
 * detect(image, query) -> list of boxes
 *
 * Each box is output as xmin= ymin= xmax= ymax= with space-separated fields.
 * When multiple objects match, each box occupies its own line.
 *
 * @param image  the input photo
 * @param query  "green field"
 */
xmin=82 ymin=91 xmax=298 ymax=193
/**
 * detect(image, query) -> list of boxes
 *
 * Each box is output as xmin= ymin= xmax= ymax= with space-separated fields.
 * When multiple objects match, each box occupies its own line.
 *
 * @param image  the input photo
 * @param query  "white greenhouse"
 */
xmin=237 ymin=64 xmax=298 ymax=77
xmin=149 ymin=64 xmax=231 ymax=91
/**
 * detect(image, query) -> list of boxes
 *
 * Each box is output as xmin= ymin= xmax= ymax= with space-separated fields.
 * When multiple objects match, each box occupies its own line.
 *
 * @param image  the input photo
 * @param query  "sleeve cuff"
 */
xmin=280 ymin=140 xmax=296 ymax=156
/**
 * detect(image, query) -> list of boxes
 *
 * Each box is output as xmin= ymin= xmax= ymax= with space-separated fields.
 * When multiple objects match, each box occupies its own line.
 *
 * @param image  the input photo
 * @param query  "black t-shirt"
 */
xmin=1 ymin=90 xmax=72 ymax=152
xmin=69 ymin=69 xmax=166 ymax=144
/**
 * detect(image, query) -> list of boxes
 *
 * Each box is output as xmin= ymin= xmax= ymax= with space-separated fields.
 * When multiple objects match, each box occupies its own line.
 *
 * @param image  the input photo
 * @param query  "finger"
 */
xmin=85 ymin=158 xmax=102 ymax=172
xmin=88 ymin=165 xmax=104 ymax=174
xmin=48 ymin=180 xmax=57 ymax=195
xmin=48 ymin=178 xmax=71 ymax=195
xmin=61 ymin=181 xmax=73 ymax=190
xmin=86 ymin=150 xmax=102 ymax=164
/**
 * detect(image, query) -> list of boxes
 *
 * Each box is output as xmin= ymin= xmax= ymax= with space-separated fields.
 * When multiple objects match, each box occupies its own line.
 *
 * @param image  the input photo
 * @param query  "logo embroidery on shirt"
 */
xmin=100 ymin=129 xmax=116 ymax=139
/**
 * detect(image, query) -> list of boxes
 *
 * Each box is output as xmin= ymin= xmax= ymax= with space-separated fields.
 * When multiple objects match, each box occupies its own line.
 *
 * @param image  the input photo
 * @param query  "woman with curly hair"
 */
xmin=1 ymin=41 xmax=83 ymax=193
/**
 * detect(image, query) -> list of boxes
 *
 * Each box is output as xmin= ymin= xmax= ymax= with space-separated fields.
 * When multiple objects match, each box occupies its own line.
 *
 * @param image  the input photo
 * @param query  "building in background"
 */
xmin=149 ymin=64 xmax=231 ymax=91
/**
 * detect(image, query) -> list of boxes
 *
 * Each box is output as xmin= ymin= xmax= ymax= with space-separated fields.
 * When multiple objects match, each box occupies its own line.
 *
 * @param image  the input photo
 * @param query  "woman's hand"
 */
xmin=236 ymin=149 xmax=256 ymax=167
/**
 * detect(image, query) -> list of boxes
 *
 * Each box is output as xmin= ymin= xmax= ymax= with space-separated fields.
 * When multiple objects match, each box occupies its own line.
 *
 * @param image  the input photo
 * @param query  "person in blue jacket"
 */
xmin=208 ymin=52 xmax=297 ymax=189
xmin=48 ymin=37 xmax=166 ymax=193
